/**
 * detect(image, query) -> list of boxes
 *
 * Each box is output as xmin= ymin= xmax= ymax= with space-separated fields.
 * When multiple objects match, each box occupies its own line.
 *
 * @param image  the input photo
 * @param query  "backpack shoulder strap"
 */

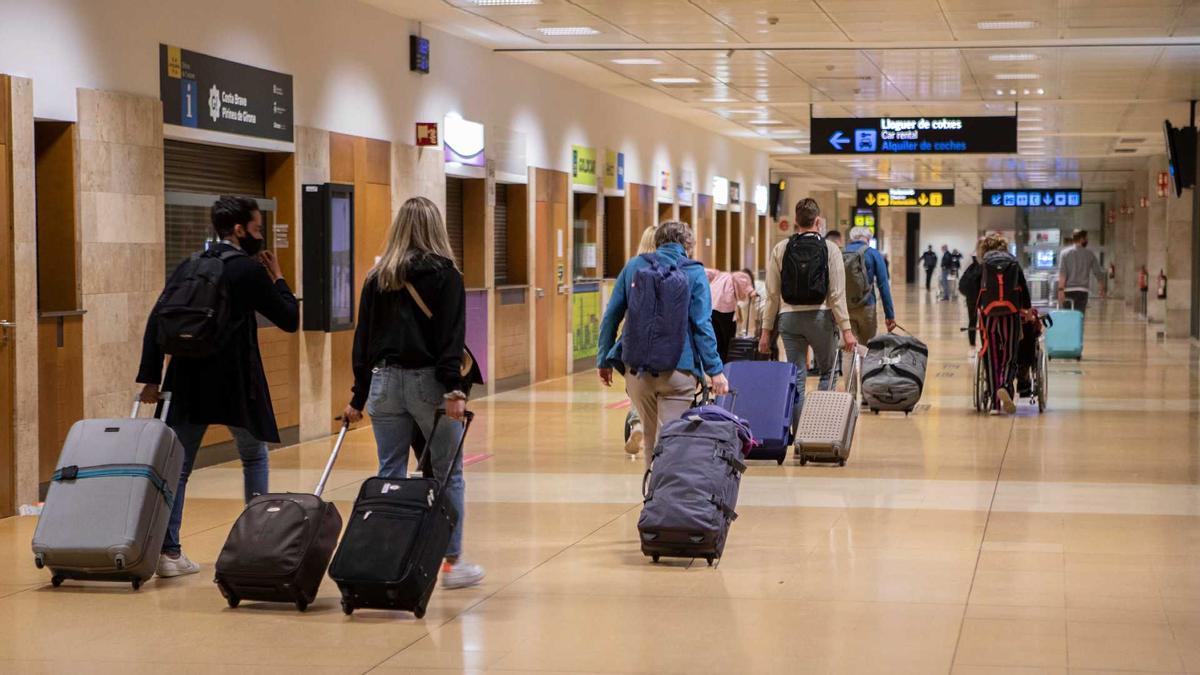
xmin=403 ymin=282 xmax=434 ymax=319
xmin=217 ymin=249 xmax=246 ymax=262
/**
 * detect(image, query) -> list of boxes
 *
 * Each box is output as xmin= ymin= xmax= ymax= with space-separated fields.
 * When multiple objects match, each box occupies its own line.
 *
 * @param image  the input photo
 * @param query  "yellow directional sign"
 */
xmin=930 ymin=192 xmax=943 ymax=206
xmin=856 ymin=188 xmax=954 ymax=208
xmin=865 ymin=192 xmax=876 ymax=206
xmin=918 ymin=193 xmax=929 ymax=206
xmin=876 ymin=192 xmax=889 ymax=207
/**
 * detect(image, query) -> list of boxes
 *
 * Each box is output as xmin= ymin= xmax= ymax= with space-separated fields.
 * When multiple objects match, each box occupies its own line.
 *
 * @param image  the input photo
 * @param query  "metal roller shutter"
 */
xmin=494 ymin=185 xmax=508 ymax=285
xmin=445 ymin=177 xmax=465 ymax=267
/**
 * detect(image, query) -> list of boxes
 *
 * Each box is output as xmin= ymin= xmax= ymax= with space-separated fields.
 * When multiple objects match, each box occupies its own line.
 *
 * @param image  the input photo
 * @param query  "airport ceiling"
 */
xmin=367 ymin=0 xmax=1200 ymax=197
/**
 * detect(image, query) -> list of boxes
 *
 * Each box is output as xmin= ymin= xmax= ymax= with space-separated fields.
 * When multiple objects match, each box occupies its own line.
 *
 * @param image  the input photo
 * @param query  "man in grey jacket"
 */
xmin=1058 ymin=229 xmax=1106 ymax=314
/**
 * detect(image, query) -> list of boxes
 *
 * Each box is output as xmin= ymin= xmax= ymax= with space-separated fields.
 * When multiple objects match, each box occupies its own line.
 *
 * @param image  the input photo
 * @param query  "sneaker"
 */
xmin=156 ymin=551 xmax=200 ymax=578
xmin=441 ymin=560 xmax=486 ymax=589
xmin=997 ymin=388 xmax=1017 ymax=414
xmin=625 ymin=424 xmax=644 ymax=456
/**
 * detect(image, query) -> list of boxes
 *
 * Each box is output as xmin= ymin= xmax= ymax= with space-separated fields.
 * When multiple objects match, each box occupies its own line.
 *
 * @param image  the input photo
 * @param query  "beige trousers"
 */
xmin=625 ymin=370 xmax=698 ymax=469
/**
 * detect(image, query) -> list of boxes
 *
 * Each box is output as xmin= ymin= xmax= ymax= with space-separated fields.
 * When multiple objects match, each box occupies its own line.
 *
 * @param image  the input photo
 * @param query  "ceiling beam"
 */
xmin=496 ymin=36 xmax=1200 ymax=52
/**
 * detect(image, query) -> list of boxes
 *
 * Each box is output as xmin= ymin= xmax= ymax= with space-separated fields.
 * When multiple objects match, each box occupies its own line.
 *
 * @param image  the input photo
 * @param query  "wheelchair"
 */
xmin=973 ymin=313 xmax=1050 ymax=414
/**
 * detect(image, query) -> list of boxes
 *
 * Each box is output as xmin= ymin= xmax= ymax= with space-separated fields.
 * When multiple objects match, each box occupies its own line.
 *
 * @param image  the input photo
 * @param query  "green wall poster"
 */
xmin=572 ymin=288 xmax=601 ymax=361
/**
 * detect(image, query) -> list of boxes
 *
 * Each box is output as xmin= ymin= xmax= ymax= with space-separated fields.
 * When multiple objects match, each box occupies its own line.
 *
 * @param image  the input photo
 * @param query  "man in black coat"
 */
xmin=136 ymin=196 xmax=299 ymax=577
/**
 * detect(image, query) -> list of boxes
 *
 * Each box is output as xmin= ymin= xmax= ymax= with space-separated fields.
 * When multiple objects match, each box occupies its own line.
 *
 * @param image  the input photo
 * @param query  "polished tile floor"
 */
xmin=2 ymin=286 xmax=1199 ymax=674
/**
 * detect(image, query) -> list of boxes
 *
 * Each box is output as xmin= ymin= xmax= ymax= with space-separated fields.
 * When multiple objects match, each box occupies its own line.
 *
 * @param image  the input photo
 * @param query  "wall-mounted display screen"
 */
xmin=1035 ymin=249 xmax=1057 ymax=269
xmin=302 ymin=183 xmax=355 ymax=332
xmin=1029 ymin=229 xmax=1061 ymax=245
xmin=410 ymin=35 xmax=430 ymax=74
xmin=812 ymin=115 xmax=1017 ymax=155
xmin=983 ymin=189 xmax=1081 ymax=207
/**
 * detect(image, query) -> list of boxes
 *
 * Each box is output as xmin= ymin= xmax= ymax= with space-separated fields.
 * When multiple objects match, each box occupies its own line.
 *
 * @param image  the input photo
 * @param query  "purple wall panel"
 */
xmin=466 ymin=290 xmax=489 ymax=382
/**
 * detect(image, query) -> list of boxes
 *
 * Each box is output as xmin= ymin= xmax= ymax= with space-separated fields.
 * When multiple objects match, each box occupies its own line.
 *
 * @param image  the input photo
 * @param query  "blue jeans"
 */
xmin=163 ymin=422 xmax=269 ymax=554
xmin=366 ymin=365 xmax=467 ymax=560
xmin=777 ymin=310 xmax=838 ymax=428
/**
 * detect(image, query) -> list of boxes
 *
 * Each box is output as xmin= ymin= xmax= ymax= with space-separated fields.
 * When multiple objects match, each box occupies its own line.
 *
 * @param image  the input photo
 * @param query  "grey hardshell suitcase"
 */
xmin=32 ymin=396 xmax=184 ymax=590
xmin=795 ymin=353 xmax=861 ymax=467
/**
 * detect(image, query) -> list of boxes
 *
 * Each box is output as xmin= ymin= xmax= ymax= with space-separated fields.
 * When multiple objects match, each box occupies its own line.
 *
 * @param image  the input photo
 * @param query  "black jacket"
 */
xmin=350 ymin=254 xmax=466 ymax=411
xmin=137 ymin=243 xmax=300 ymax=443
xmin=921 ymin=250 xmax=938 ymax=269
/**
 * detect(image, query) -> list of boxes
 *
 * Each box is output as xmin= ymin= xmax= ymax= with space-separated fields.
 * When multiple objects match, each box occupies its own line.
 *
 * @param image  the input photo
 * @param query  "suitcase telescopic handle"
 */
xmin=131 ymin=392 xmax=172 ymax=421
xmin=845 ymin=350 xmax=863 ymax=401
xmin=415 ymin=410 xmax=474 ymax=494
xmin=314 ymin=419 xmax=351 ymax=498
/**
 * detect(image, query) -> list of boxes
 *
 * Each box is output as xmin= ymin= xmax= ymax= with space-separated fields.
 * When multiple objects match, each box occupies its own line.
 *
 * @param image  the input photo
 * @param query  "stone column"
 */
xmin=1166 ymin=168 xmax=1194 ymax=337
xmin=1146 ymin=160 xmax=1169 ymax=323
xmin=296 ymin=126 xmax=332 ymax=442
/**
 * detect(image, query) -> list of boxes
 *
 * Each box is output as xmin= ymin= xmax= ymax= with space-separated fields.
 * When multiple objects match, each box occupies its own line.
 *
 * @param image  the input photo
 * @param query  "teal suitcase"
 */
xmin=1045 ymin=308 xmax=1083 ymax=360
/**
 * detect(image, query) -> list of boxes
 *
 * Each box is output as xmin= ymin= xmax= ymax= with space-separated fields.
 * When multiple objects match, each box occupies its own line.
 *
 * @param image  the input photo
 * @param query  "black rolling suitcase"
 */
xmin=213 ymin=420 xmax=349 ymax=611
xmin=330 ymin=411 xmax=473 ymax=617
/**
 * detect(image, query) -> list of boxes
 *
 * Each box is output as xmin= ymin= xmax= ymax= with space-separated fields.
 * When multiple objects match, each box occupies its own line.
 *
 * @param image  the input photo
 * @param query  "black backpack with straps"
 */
xmin=155 ymin=248 xmax=244 ymax=358
xmin=781 ymin=232 xmax=829 ymax=305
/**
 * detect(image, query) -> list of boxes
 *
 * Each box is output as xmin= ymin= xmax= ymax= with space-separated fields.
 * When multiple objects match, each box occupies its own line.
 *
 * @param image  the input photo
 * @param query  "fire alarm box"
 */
xmin=302 ymin=183 xmax=355 ymax=332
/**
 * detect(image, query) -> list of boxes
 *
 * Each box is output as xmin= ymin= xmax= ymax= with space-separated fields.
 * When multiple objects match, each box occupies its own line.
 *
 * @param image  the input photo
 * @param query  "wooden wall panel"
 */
xmin=0 ymin=76 xmax=14 ymax=515
xmin=715 ymin=209 xmax=729 ymax=271
xmin=603 ymin=195 xmax=625 ymax=277
xmin=34 ymin=123 xmax=79 ymax=312
xmin=695 ymin=194 xmax=714 ymax=267
xmin=329 ymin=133 xmax=355 ymax=184
xmin=627 ymin=183 xmax=654 ymax=258
xmin=37 ymin=317 xmax=83 ymax=483
xmin=263 ymin=152 xmax=299 ymax=438
xmin=463 ymin=179 xmax=487 ymax=288
xmin=533 ymin=200 xmax=552 ymax=381
xmin=533 ymin=169 xmax=569 ymax=382
xmin=494 ymin=294 xmax=530 ymax=379
xmin=574 ymin=192 xmax=598 ymax=278
xmin=506 ymin=184 xmax=529 ymax=285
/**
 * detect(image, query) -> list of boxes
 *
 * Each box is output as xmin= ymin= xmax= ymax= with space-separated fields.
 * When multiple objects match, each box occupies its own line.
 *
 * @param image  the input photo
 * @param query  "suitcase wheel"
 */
xmin=131 ymin=578 xmax=142 ymax=591
xmin=341 ymin=599 xmax=354 ymax=616
xmin=34 ymin=555 xmax=44 ymax=569
xmin=226 ymin=595 xmax=240 ymax=609
xmin=838 ymin=459 xmax=846 ymax=467
xmin=414 ymin=607 xmax=426 ymax=619
xmin=798 ymin=455 xmax=808 ymax=467
xmin=114 ymin=554 xmax=126 ymax=571
xmin=775 ymin=458 xmax=784 ymax=466
xmin=295 ymin=599 xmax=308 ymax=612
xmin=50 ymin=575 xmax=64 ymax=588
xmin=651 ymin=554 xmax=660 ymax=563
xmin=705 ymin=556 xmax=715 ymax=567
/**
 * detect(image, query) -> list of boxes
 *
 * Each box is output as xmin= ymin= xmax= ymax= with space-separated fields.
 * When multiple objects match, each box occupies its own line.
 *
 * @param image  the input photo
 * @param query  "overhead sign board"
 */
xmin=160 ymin=44 xmax=293 ymax=142
xmin=812 ymin=115 xmax=1017 ymax=155
xmin=858 ymin=188 xmax=955 ymax=208
xmin=444 ymin=114 xmax=485 ymax=166
xmin=982 ymin=188 xmax=1082 ymax=208
xmin=604 ymin=150 xmax=625 ymax=190
xmin=572 ymin=145 xmax=597 ymax=186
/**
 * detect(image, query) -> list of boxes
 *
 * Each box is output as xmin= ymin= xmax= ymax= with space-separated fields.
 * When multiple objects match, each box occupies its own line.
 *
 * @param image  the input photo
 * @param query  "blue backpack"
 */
xmin=623 ymin=253 xmax=695 ymax=375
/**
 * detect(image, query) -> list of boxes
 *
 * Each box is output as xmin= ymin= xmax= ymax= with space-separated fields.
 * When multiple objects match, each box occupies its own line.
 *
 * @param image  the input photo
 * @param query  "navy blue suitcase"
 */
xmin=720 ymin=361 xmax=799 ymax=465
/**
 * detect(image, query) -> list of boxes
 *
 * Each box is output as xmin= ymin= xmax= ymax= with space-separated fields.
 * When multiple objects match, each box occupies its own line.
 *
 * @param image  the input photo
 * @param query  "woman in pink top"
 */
xmin=706 ymin=268 xmax=756 ymax=362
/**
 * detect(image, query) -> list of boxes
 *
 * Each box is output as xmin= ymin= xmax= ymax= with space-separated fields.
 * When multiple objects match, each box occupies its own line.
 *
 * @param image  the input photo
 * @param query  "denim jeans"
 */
xmin=163 ymin=422 xmax=269 ymax=554
xmin=777 ymin=310 xmax=838 ymax=428
xmin=366 ymin=365 xmax=467 ymax=559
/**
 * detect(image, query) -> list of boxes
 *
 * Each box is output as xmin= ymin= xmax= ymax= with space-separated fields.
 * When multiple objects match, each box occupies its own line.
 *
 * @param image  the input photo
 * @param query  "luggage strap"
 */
xmin=717 ymin=450 xmax=747 ymax=474
xmin=51 ymin=463 xmax=175 ymax=509
xmin=709 ymin=496 xmax=738 ymax=522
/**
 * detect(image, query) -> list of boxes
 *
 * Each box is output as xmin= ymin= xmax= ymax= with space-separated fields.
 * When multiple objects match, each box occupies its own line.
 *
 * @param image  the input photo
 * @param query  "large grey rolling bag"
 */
xmin=795 ymin=353 xmax=861 ymax=467
xmin=862 ymin=329 xmax=928 ymax=414
xmin=31 ymin=396 xmax=184 ymax=590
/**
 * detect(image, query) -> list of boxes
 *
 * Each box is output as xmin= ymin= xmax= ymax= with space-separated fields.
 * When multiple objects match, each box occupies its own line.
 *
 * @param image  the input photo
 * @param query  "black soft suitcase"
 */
xmin=213 ymin=421 xmax=349 ymax=611
xmin=330 ymin=411 xmax=472 ymax=617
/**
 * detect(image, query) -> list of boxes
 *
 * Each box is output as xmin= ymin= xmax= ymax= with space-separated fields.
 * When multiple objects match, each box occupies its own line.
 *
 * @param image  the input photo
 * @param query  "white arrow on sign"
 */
xmin=829 ymin=131 xmax=849 ymax=151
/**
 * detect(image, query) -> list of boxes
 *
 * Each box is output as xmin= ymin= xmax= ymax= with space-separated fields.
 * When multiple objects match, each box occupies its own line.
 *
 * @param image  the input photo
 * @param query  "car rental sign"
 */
xmin=811 ymin=115 xmax=1017 ymax=155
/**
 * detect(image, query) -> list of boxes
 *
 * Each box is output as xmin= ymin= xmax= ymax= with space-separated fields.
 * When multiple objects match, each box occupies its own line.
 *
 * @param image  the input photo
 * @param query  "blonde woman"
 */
xmin=343 ymin=196 xmax=484 ymax=589
xmin=637 ymin=224 xmax=658 ymax=255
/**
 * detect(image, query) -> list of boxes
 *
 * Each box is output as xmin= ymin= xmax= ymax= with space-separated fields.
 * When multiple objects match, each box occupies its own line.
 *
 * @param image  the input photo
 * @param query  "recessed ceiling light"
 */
xmin=1009 ymin=89 xmax=1018 ymax=95
xmin=537 ymin=26 xmax=599 ymax=36
xmin=989 ymin=53 xmax=1038 ymax=62
xmin=995 ymin=89 xmax=1005 ymax=96
xmin=995 ymin=73 xmax=1040 ymax=80
xmin=652 ymin=76 xmax=701 ymax=84
xmin=748 ymin=120 xmax=783 ymax=125
xmin=611 ymin=58 xmax=662 ymax=65
xmin=978 ymin=20 xmax=1038 ymax=30
xmin=1036 ymin=88 xmax=1045 ymax=95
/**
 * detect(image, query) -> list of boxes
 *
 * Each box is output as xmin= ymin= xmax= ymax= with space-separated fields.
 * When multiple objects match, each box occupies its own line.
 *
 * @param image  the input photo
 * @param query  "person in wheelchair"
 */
xmin=974 ymin=234 xmax=1032 ymax=414
xmin=1014 ymin=309 xmax=1046 ymax=399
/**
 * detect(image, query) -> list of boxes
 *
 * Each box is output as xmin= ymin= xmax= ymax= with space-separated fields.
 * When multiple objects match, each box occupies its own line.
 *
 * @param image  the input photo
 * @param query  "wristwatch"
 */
xmin=443 ymin=390 xmax=468 ymax=402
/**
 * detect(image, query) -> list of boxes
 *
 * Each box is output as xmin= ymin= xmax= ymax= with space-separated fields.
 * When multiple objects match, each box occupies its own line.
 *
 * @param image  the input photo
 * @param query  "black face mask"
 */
xmin=237 ymin=232 xmax=264 ymax=256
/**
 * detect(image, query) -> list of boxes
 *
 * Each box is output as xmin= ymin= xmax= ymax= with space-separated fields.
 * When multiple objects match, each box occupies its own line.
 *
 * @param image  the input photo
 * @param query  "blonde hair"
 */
xmin=977 ymin=233 xmax=1009 ymax=257
xmin=369 ymin=196 xmax=457 ymax=291
xmin=636 ymin=225 xmax=658 ymax=255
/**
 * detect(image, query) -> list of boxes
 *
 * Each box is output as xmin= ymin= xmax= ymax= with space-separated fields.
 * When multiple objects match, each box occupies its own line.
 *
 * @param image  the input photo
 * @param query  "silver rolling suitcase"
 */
xmin=31 ymin=395 xmax=184 ymax=590
xmin=795 ymin=353 xmax=861 ymax=467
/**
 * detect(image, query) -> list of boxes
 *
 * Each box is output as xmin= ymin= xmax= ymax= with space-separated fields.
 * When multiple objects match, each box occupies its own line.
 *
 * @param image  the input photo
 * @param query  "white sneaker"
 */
xmin=441 ymin=560 xmax=486 ymax=589
xmin=625 ymin=424 xmax=644 ymax=456
xmin=156 ymin=551 xmax=200 ymax=578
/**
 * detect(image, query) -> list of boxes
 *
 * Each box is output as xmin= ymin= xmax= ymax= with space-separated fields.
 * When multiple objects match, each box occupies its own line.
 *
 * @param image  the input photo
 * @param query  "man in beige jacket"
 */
xmin=758 ymin=198 xmax=858 ymax=425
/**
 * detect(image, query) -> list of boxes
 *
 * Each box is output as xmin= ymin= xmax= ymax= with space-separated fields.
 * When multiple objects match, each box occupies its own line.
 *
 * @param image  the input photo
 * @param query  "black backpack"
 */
xmin=977 ymin=257 xmax=1023 ymax=317
xmin=781 ymin=232 xmax=829 ymax=305
xmin=155 ymin=249 xmax=244 ymax=357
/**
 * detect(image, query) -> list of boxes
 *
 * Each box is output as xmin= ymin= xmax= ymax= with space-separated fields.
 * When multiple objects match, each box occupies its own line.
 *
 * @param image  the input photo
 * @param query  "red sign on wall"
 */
xmin=416 ymin=122 xmax=439 ymax=146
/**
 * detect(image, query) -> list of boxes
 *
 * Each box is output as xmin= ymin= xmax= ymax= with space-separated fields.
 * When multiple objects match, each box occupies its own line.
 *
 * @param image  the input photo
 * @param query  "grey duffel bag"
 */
xmin=862 ymin=331 xmax=929 ymax=414
xmin=638 ymin=415 xmax=746 ymax=566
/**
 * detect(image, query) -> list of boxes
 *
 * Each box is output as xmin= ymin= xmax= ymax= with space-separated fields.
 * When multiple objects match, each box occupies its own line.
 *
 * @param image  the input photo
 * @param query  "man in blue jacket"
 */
xmin=597 ymin=220 xmax=728 ymax=467
xmin=844 ymin=227 xmax=897 ymax=342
